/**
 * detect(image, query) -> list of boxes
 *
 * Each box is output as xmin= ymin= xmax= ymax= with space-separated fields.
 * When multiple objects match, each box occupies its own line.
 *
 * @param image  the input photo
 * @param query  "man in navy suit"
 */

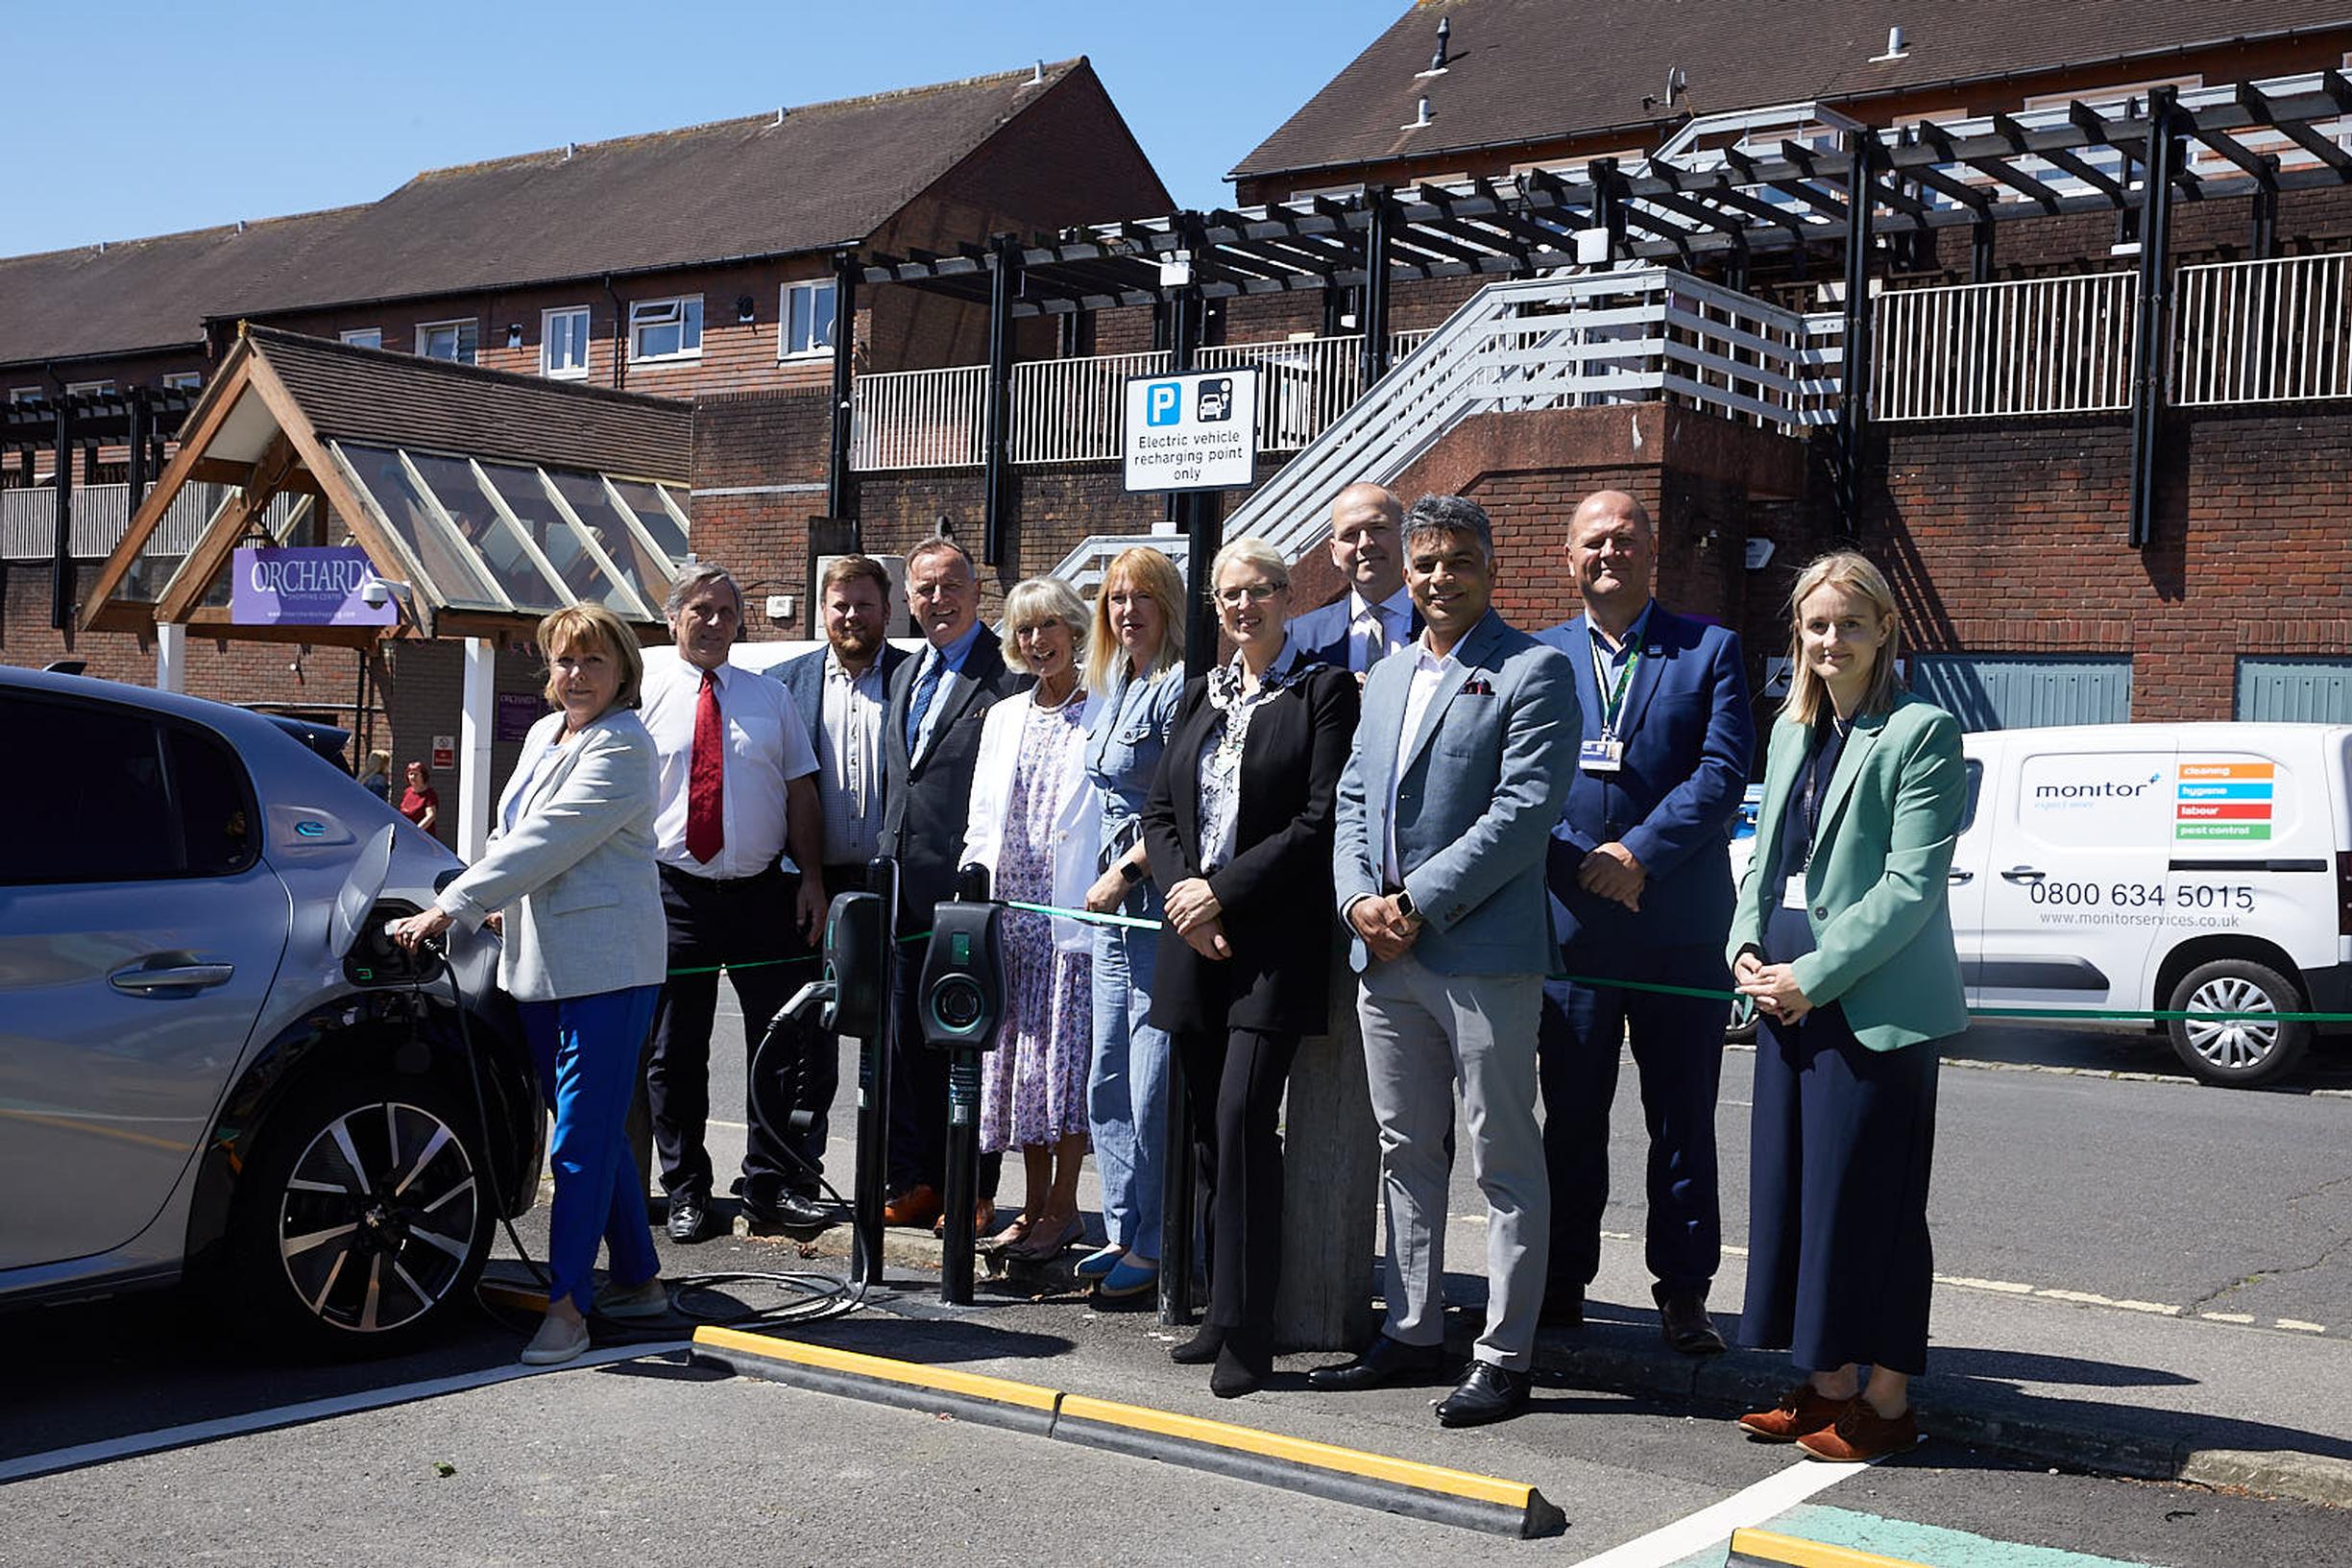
xmin=1283 ymin=482 xmax=1420 ymax=675
xmin=771 ymin=555 xmax=910 ymax=1227
xmin=1536 ymin=490 xmax=1754 ymax=1355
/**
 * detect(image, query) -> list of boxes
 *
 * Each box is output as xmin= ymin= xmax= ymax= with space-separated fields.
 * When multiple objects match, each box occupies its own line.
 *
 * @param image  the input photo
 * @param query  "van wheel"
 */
xmin=2166 ymin=960 xmax=2310 ymax=1088
xmin=1725 ymin=992 xmax=1760 ymax=1045
xmin=220 ymin=1070 xmax=490 ymax=1356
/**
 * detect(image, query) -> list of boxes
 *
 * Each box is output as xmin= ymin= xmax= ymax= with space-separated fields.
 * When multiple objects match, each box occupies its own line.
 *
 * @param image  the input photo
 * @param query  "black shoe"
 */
xmin=1210 ymin=1340 xmax=1267 ymax=1399
xmin=1435 ymin=1363 xmax=1531 ymax=1428
xmin=1656 ymin=1287 xmax=1727 ymax=1356
xmin=1539 ymin=1284 xmax=1585 ymax=1329
xmin=1169 ymin=1325 xmax=1225 ymax=1365
xmin=666 ymin=1194 xmax=711 ymax=1243
xmin=1305 ymin=1334 xmax=1447 ymax=1392
xmin=744 ymin=1192 xmax=835 ymax=1233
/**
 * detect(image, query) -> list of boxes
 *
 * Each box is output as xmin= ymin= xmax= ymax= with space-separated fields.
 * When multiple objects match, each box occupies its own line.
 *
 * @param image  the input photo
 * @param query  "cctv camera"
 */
xmin=360 ymin=578 xmax=390 ymax=607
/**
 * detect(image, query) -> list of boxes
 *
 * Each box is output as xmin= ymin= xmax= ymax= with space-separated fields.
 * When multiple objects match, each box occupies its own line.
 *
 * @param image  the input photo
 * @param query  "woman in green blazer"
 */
xmin=1727 ymin=550 xmax=1966 ymax=1463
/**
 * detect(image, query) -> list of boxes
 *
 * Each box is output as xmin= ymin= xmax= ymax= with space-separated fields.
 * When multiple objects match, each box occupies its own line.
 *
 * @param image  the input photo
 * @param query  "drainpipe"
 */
xmin=604 ymin=274 xmax=626 ymax=390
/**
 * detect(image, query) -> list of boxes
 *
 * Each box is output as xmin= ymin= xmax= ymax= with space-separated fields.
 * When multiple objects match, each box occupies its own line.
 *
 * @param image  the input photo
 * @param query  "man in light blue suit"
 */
xmin=1312 ymin=494 xmax=1579 ymax=1429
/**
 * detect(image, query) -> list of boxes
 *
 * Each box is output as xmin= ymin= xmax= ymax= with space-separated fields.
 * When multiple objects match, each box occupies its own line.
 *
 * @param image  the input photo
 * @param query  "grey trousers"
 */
xmin=1358 ymin=952 xmax=1549 ymax=1370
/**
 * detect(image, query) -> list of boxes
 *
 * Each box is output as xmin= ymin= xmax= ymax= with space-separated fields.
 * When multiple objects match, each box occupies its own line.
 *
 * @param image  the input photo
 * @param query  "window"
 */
xmin=780 ymin=280 xmax=837 ymax=358
xmin=161 ymin=372 xmax=203 ymax=392
xmin=65 ymin=380 xmax=115 ymax=398
xmin=542 ymin=306 xmax=593 ymax=378
xmin=417 ymin=320 xmax=479 ymax=365
xmin=628 ymin=296 xmax=702 ymax=362
xmin=8 ymin=388 xmax=40 ymax=404
xmin=341 ymin=327 xmax=383 ymax=350
xmin=0 ymin=696 xmax=255 ymax=884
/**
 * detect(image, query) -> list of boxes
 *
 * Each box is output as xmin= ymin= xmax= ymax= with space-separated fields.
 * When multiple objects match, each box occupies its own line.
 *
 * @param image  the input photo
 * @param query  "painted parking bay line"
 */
xmin=0 ymin=1340 xmax=694 ymax=1484
xmin=1565 ymin=1453 xmax=1875 ymax=1568
xmin=1729 ymin=1504 xmax=2163 ymax=1568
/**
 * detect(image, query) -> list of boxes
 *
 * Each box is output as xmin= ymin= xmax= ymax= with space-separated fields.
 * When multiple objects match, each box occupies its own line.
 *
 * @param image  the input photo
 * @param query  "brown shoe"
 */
xmin=934 ymin=1199 xmax=996 ymax=1239
xmin=881 ymin=1184 xmax=942 ymax=1228
xmin=1736 ymin=1385 xmax=1854 ymax=1442
xmin=1798 ymin=1402 xmax=1921 ymax=1462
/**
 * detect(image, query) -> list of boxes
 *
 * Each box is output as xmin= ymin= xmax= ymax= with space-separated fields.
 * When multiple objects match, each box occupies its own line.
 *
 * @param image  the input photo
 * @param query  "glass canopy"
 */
xmin=326 ymin=440 xmax=691 ymax=620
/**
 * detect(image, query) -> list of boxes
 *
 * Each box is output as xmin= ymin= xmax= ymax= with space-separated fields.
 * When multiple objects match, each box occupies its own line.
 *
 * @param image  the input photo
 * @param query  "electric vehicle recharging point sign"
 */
xmin=1123 ymin=369 xmax=1259 ymax=493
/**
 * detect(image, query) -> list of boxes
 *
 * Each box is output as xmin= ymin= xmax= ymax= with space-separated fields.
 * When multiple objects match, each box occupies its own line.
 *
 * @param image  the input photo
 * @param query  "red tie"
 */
xmin=686 ymin=669 xmax=725 ymax=863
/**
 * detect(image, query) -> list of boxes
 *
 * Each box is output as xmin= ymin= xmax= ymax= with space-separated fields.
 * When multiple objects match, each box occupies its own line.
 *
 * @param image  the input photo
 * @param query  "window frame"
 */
xmin=340 ymin=327 xmax=384 ymax=350
xmin=779 ymin=279 xmax=837 ymax=360
xmin=160 ymin=372 xmax=204 ymax=392
xmin=415 ymin=319 xmax=480 ymax=365
xmin=541 ymin=305 xmax=594 ymax=379
xmin=8 ymin=387 xmax=41 ymax=404
xmin=64 ymin=379 xmax=116 ymax=398
xmin=627 ymin=295 xmax=703 ymax=364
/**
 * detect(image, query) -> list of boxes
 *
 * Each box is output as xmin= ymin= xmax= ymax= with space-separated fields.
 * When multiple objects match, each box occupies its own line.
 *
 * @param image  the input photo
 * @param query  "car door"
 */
xmin=1945 ymin=736 xmax=1995 ymax=1002
xmin=0 ymin=690 xmax=289 ymax=1269
xmin=1971 ymin=728 xmax=2177 ymax=1015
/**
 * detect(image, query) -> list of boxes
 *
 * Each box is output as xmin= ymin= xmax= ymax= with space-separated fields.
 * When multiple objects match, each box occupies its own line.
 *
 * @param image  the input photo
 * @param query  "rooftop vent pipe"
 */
xmin=1029 ymin=60 xmax=1045 ymax=84
xmin=1403 ymin=95 xmax=1434 ymax=131
xmin=1429 ymin=15 xmax=1450 ymax=73
xmin=1872 ymin=25 xmax=1908 ymax=60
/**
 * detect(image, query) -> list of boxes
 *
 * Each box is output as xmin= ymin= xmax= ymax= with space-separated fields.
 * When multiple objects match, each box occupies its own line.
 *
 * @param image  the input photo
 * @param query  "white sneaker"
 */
xmin=520 ymin=1314 xmax=592 ymax=1365
xmin=592 ymin=1275 xmax=669 ymax=1319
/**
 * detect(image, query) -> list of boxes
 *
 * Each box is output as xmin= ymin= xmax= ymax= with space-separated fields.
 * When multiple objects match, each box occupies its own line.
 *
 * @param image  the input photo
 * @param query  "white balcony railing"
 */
xmin=0 ymin=480 xmax=282 ymax=563
xmin=1008 ymin=350 xmax=1170 ymax=464
xmin=2172 ymin=253 xmax=2352 ymax=407
xmin=848 ymin=364 xmax=986 ymax=470
xmin=1873 ymin=273 xmax=2138 ymax=422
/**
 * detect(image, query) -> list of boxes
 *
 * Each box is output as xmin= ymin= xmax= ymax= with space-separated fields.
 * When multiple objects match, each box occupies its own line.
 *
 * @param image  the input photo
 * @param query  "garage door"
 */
xmin=2236 ymin=657 xmax=2352 ymax=721
xmin=1909 ymin=655 xmax=2133 ymax=732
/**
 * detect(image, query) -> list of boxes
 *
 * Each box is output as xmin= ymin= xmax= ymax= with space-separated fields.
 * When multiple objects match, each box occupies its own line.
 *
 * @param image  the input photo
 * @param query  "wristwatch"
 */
xmin=1118 ymin=858 xmax=1147 ymax=886
xmin=1394 ymin=889 xmax=1418 ymax=921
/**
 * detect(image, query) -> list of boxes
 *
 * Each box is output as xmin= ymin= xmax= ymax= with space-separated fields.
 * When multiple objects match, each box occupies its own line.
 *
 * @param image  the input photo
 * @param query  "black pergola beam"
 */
xmin=2128 ymin=88 xmax=2183 ymax=550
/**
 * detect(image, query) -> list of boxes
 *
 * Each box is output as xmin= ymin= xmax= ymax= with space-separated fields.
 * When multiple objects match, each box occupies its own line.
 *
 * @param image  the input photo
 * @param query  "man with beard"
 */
xmin=772 ymin=555 xmax=911 ymax=1227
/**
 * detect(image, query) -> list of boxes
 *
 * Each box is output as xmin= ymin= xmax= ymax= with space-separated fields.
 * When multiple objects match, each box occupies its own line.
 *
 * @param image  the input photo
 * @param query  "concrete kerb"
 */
xmin=706 ymin=1223 xmax=2352 ymax=1509
xmin=689 ymin=1325 xmax=1566 ymax=1538
xmin=1520 ymin=1330 xmax=2352 ymax=1509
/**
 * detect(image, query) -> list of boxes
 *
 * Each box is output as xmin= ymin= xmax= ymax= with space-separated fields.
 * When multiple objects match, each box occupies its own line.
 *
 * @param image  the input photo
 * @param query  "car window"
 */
xmin=0 ymin=693 xmax=256 ymax=884
xmin=1959 ymin=759 xmax=1983 ymax=834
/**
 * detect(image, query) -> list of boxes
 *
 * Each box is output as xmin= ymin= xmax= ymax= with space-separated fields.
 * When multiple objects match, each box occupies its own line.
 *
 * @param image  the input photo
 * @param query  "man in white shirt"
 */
xmin=1286 ymin=482 xmax=1421 ymax=673
xmin=641 ymin=564 xmax=826 ymax=1242
xmin=773 ymin=556 xmax=910 ymax=1220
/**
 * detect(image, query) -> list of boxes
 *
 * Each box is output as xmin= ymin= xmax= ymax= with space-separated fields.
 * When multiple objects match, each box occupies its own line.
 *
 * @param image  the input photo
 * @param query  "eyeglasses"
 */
xmin=1212 ymin=582 xmax=1285 ymax=608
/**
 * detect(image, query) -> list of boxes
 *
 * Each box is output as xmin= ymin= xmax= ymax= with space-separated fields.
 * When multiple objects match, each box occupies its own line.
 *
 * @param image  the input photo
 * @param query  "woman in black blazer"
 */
xmin=1143 ymin=536 xmax=1360 ymax=1398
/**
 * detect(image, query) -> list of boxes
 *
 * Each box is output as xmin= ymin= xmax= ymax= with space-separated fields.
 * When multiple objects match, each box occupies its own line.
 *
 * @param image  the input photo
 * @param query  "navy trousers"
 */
xmin=1537 ymin=942 xmax=1729 ymax=1296
xmin=1739 ymin=1001 xmax=1941 ymax=1377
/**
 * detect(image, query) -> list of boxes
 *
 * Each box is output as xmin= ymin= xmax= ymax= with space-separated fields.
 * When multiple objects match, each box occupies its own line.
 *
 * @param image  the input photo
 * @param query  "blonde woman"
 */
xmin=1728 ymin=551 xmax=1965 ymax=1461
xmin=390 ymin=602 xmax=668 ymax=1365
xmin=1074 ymin=546 xmax=1186 ymax=1303
xmin=357 ymin=748 xmax=393 ymax=803
xmin=961 ymin=578 xmax=1105 ymax=1261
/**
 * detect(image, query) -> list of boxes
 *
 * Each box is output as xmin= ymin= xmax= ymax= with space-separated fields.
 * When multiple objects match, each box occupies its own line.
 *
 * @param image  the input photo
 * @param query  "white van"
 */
xmin=1729 ymin=723 xmax=2352 ymax=1087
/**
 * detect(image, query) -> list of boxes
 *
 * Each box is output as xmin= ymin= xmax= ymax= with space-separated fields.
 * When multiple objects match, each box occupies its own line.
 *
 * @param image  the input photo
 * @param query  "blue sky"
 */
xmin=3 ymin=0 xmax=1402 ymax=256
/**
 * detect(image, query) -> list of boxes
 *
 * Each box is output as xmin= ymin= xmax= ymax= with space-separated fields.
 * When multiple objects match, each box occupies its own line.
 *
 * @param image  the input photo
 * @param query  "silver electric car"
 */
xmin=0 ymin=666 xmax=542 ymax=1354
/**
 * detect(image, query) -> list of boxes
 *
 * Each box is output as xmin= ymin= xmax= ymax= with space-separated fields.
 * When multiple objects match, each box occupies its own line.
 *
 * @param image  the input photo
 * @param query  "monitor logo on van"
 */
xmin=2033 ymin=774 xmax=2160 ymax=800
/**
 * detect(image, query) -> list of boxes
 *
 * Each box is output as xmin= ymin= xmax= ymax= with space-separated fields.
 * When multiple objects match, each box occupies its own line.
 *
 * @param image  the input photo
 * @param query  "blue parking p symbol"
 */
xmin=1145 ymin=382 xmax=1182 ymax=426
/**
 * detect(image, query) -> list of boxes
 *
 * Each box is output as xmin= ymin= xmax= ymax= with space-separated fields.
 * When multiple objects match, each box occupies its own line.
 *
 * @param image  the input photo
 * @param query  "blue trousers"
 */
xmin=1537 ymin=944 xmax=1729 ymax=1295
xmin=521 ymin=984 xmax=664 ymax=1315
xmin=1087 ymin=917 xmax=1170 ymax=1258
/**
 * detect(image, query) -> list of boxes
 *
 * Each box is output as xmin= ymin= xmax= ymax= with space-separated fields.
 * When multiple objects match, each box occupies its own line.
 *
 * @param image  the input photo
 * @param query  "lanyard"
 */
xmin=1799 ymin=718 xmax=1852 ymax=865
xmin=1588 ymin=630 xmax=1642 ymax=737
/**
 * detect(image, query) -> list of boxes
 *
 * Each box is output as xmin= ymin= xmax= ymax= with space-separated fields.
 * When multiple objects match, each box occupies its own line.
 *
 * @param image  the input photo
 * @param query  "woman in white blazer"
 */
xmin=391 ymin=602 xmax=668 ymax=1366
xmin=960 ymin=578 xmax=1104 ymax=1263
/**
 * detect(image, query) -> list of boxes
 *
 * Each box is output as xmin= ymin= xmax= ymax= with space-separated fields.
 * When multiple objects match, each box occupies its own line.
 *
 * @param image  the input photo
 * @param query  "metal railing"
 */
xmin=848 ymin=364 xmax=987 ymax=470
xmin=1051 ymin=531 xmax=1194 ymax=596
xmin=0 ymin=480 xmax=288 ymax=563
xmin=2172 ymin=253 xmax=2352 ymax=407
xmin=1008 ymin=350 xmax=1169 ymax=464
xmin=1873 ymin=272 xmax=2138 ymax=421
xmin=1196 ymin=335 xmax=1363 ymax=454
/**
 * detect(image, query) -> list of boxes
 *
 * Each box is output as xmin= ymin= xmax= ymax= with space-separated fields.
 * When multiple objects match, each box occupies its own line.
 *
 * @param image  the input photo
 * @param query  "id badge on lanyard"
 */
xmin=1584 ymin=630 xmax=1640 ymax=775
xmin=1580 ymin=737 xmax=1624 ymax=774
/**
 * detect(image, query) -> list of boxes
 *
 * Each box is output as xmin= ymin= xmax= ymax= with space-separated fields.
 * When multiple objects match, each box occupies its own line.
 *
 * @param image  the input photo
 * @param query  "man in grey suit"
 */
xmin=1314 ymin=494 xmax=1578 ymax=1428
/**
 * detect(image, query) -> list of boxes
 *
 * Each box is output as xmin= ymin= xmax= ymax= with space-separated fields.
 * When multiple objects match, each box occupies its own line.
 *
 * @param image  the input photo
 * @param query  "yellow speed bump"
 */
xmin=1729 ymin=1528 xmax=1931 ymax=1568
xmin=691 ymin=1324 xmax=1060 ymax=1435
xmin=1054 ymin=1393 xmax=1565 ymax=1538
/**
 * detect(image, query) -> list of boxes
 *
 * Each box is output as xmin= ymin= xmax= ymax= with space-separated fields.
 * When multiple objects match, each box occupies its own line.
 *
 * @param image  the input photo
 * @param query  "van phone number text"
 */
xmin=2025 ymin=880 xmax=2255 ymax=912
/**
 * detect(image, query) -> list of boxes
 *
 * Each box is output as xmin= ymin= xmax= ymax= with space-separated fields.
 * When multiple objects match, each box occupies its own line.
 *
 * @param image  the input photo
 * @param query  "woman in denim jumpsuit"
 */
xmin=1075 ymin=546 xmax=1187 ymax=1301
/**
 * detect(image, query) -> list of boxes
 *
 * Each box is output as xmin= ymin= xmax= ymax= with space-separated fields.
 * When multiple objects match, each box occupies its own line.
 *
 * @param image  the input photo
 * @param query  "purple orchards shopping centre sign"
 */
xmin=231 ymin=546 xmax=398 ymax=627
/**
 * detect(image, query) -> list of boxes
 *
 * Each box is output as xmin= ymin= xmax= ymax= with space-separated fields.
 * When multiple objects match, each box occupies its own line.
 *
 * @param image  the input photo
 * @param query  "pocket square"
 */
xmin=1460 ymin=677 xmax=1495 ymax=696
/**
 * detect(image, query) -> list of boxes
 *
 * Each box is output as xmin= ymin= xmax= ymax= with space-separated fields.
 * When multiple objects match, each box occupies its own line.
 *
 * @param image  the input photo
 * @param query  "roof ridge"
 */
xmin=242 ymin=323 xmax=694 ymax=414
xmin=405 ymin=58 xmax=1083 ymax=185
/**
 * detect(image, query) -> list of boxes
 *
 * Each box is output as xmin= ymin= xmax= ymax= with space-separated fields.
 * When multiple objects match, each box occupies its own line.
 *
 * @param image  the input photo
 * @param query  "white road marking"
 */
xmin=2277 ymin=1318 xmax=2327 ymax=1334
xmin=2201 ymin=1312 xmax=2256 ymax=1324
xmin=0 ymin=1341 xmax=693 ymax=1484
xmin=1566 ymin=1455 xmax=1874 ymax=1568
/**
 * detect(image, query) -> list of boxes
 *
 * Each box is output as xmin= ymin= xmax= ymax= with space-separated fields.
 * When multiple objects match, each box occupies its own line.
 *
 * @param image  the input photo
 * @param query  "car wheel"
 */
xmin=1725 ymin=991 xmax=1760 ymax=1045
xmin=2165 ymin=959 xmax=2311 ymax=1088
xmin=223 ymin=1069 xmax=490 ymax=1355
